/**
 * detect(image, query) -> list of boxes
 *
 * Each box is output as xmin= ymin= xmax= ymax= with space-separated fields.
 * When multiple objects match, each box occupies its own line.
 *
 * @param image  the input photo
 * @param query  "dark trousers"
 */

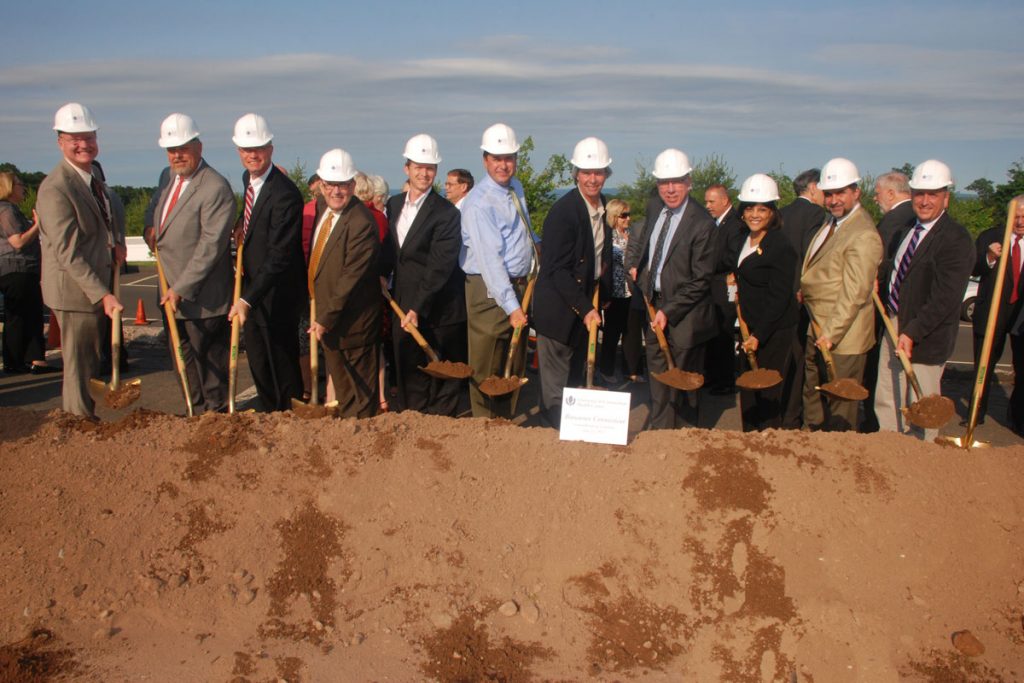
xmin=781 ymin=308 xmax=809 ymax=428
xmin=537 ymin=332 xmax=587 ymax=427
xmin=0 ymin=271 xmax=45 ymax=369
xmin=706 ymin=302 xmax=737 ymax=389
xmin=644 ymin=327 xmax=704 ymax=430
xmin=739 ymin=326 xmax=800 ymax=431
xmin=972 ymin=329 xmax=1024 ymax=429
xmin=162 ymin=312 xmax=229 ymax=414
xmin=323 ymin=342 xmax=378 ymax=419
xmin=393 ymin=317 xmax=467 ymax=416
xmin=600 ymin=297 xmax=644 ymax=377
xmin=243 ymin=317 xmax=302 ymax=411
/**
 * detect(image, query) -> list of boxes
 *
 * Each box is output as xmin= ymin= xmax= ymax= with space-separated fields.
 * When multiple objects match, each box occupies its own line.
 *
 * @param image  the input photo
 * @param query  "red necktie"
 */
xmin=1011 ymin=236 xmax=1021 ymax=304
xmin=241 ymin=183 xmax=255 ymax=241
xmin=159 ymin=176 xmax=184 ymax=235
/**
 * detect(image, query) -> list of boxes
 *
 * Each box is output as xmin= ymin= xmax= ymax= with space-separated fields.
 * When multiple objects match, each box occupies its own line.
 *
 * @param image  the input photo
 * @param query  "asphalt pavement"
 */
xmin=2 ymin=265 xmax=1020 ymax=448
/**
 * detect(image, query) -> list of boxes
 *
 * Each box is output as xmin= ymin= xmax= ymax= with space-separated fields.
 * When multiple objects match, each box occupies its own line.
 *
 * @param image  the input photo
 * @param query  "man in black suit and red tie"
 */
xmin=226 ymin=113 xmax=305 ymax=411
xmin=973 ymin=194 xmax=1024 ymax=433
xmin=381 ymin=134 xmax=467 ymax=416
xmin=703 ymin=183 xmax=745 ymax=395
xmin=875 ymin=160 xmax=974 ymax=440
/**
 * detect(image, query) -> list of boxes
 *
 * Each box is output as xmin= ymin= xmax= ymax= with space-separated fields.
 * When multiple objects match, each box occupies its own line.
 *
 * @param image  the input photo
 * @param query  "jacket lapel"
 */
xmin=401 ymin=191 xmax=433 ymax=253
xmin=66 ymin=164 xmax=105 ymax=226
xmin=244 ymin=166 xmax=275 ymax=246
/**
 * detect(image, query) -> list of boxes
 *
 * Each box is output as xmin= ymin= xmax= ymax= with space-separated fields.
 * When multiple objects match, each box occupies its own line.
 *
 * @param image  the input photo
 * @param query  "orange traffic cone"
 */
xmin=134 ymin=298 xmax=148 ymax=325
xmin=46 ymin=310 xmax=61 ymax=350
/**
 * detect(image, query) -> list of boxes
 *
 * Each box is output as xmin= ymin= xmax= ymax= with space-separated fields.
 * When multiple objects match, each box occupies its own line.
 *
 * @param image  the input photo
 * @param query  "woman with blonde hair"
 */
xmin=600 ymin=198 xmax=645 ymax=382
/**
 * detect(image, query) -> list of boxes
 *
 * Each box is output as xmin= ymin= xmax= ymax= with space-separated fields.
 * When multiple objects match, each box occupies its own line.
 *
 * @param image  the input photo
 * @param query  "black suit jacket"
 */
xmin=710 ymin=206 xmax=746 ymax=309
xmin=533 ymin=188 xmax=612 ymax=346
xmin=240 ymin=165 xmax=306 ymax=327
xmin=974 ymin=225 xmax=1024 ymax=337
xmin=779 ymin=197 xmax=825 ymax=262
xmin=381 ymin=190 xmax=465 ymax=328
xmin=625 ymin=197 xmax=716 ymax=348
xmin=877 ymin=200 xmax=916 ymax=257
xmin=735 ymin=229 xmax=799 ymax=342
xmin=879 ymin=212 xmax=974 ymax=364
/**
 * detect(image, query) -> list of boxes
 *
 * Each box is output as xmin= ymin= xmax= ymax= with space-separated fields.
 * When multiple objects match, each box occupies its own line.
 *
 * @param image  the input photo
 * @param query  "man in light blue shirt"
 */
xmin=460 ymin=123 xmax=534 ymax=417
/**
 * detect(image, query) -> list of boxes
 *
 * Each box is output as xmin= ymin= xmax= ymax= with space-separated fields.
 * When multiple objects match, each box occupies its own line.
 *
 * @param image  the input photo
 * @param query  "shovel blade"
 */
xmin=652 ymin=368 xmax=704 ymax=392
xmin=478 ymin=375 xmax=528 ymax=397
xmin=736 ymin=368 xmax=783 ymax=391
xmin=419 ymin=360 xmax=474 ymax=380
xmin=902 ymin=394 xmax=956 ymax=430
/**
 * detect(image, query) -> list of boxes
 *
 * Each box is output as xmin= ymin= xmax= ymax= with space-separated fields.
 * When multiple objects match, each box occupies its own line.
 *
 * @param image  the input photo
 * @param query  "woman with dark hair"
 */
xmin=0 ymin=172 xmax=54 ymax=374
xmin=733 ymin=174 xmax=799 ymax=430
xmin=599 ymin=198 xmax=645 ymax=383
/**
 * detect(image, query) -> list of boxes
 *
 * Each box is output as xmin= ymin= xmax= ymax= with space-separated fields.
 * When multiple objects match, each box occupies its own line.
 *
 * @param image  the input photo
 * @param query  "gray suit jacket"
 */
xmin=37 ymin=160 xmax=125 ymax=312
xmin=146 ymin=160 xmax=235 ymax=318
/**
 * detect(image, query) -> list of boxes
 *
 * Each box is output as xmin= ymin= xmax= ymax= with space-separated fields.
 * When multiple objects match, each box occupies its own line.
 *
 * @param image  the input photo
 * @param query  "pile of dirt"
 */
xmin=0 ymin=407 xmax=1022 ymax=681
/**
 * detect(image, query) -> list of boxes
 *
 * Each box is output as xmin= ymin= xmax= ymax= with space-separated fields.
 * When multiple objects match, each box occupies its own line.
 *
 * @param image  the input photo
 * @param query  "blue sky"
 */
xmin=4 ymin=0 xmax=1022 ymax=195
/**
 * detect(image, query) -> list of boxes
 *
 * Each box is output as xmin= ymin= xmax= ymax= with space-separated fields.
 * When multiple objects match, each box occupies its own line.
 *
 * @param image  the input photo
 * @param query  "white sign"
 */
xmin=559 ymin=388 xmax=631 ymax=445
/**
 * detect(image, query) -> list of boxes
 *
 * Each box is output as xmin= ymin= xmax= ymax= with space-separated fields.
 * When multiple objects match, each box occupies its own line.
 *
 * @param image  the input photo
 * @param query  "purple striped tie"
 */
xmin=241 ymin=183 xmax=255 ymax=241
xmin=888 ymin=222 xmax=924 ymax=314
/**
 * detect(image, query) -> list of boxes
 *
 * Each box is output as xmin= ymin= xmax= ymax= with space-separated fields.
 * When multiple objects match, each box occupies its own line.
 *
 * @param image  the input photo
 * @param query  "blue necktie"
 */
xmin=888 ymin=223 xmax=925 ymax=314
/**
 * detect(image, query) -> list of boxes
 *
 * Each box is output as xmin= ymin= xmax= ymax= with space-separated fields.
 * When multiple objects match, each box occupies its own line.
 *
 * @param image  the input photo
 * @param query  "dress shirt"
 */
xmin=246 ymin=165 xmax=272 ymax=205
xmin=159 ymin=174 xmax=192 ymax=227
xmin=582 ymin=190 xmax=605 ymax=276
xmin=396 ymin=189 xmax=430 ymax=248
xmin=737 ymin=235 xmax=760 ymax=266
xmin=459 ymin=174 xmax=534 ymax=314
xmin=647 ymin=198 xmax=687 ymax=293
xmin=310 ymin=206 xmax=338 ymax=249
xmin=807 ymin=203 xmax=863 ymax=257
xmin=886 ymin=214 xmax=939 ymax=294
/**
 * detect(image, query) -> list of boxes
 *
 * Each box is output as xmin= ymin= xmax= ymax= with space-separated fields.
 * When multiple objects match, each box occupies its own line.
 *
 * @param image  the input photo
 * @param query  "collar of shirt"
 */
xmin=247 ymin=165 xmax=272 ymax=203
xmin=65 ymin=158 xmax=95 ymax=187
xmin=835 ymin=202 xmax=862 ymax=228
xmin=311 ymin=207 xmax=338 ymax=250
xmin=715 ymin=206 xmax=731 ymax=226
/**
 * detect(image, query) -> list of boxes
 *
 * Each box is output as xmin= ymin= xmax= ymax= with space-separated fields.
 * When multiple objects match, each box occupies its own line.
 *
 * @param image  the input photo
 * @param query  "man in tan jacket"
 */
xmin=800 ymin=158 xmax=882 ymax=430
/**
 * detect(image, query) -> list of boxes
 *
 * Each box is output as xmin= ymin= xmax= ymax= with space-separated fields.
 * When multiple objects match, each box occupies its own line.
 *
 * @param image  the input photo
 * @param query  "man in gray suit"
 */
xmin=36 ymin=102 xmax=125 ymax=418
xmin=144 ymin=113 xmax=235 ymax=413
xmin=626 ymin=148 xmax=716 ymax=429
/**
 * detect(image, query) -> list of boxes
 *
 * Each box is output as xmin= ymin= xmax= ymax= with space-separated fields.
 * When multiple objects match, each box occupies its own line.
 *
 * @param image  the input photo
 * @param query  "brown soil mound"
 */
xmin=102 ymin=382 xmax=141 ymax=410
xmin=1 ymin=407 xmax=1022 ymax=681
xmin=736 ymin=368 xmax=783 ymax=391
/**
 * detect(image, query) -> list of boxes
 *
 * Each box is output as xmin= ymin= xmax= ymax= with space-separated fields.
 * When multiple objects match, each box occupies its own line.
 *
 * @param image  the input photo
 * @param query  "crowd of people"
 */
xmin=13 ymin=101 xmax=1024 ymax=439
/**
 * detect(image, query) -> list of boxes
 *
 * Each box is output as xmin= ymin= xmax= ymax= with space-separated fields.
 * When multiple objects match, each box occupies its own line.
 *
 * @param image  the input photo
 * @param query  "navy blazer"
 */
xmin=533 ymin=187 xmax=612 ymax=346
xmin=879 ymin=212 xmax=974 ymax=364
xmin=735 ymin=229 xmax=798 ymax=342
xmin=973 ymin=225 xmax=1024 ymax=336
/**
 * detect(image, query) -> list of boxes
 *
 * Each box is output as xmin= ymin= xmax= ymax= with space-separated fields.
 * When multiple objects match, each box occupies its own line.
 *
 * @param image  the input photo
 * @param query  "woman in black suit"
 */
xmin=733 ymin=174 xmax=800 ymax=430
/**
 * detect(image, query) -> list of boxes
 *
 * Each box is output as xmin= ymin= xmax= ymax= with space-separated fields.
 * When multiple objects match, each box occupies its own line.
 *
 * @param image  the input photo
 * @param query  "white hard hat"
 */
xmin=738 ymin=174 xmax=780 ymax=203
xmin=652 ymin=148 xmax=692 ymax=179
xmin=818 ymin=158 xmax=860 ymax=191
xmin=480 ymin=123 xmax=520 ymax=155
xmin=158 ymin=113 xmax=200 ymax=148
xmin=909 ymin=159 xmax=954 ymax=190
xmin=316 ymin=148 xmax=357 ymax=183
xmin=403 ymin=133 xmax=442 ymax=164
xmin=570 ymin=137 xmax=612 ymax=170
xmin=232 ymin=113 xmax=273 ymax=148
xmin=53 ymin=102 xmax=98 ymax=133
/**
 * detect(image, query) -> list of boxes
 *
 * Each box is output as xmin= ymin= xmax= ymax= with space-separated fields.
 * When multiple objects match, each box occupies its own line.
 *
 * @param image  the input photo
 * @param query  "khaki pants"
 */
xmin=874 ymin=320 xmax=944 ymax=441
xmin=465 ymin=275 xmax=527 ymax=418
xmin=802 ymin=337 xmax=866 ymax=431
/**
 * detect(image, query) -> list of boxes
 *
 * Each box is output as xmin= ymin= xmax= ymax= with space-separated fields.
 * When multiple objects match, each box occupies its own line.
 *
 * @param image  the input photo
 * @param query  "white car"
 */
xmin=961 ymin=276 xmax=979 ymax=322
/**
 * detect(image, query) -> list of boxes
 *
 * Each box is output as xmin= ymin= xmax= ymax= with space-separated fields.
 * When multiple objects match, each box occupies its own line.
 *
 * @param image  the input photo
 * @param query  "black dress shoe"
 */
xmin=4 ymin=364 xmax=30 ymax=375
xmin=29 ymin=364 xmax=59 ymax=375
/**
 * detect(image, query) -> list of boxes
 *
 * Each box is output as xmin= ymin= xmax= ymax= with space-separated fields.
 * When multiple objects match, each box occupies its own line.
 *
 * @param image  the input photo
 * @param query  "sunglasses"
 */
xmin=620 ymin=212 xmax=631 ymax=218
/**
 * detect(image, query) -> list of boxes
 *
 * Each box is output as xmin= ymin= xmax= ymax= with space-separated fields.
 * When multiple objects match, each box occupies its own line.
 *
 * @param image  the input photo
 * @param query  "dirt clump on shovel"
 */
xmin=422 ymin=360 xmax=474 ymax=379
xmin=903 ymin=394 xmax=956 ymax=429
xmin=103 ymin=382 xmax=141 ymax=410
xmin=819 ymin=377 xmax=868 ymax=401
xmin=478 ymin=375 xmax=525 ymax=396
xmin=653 ymin=369 xmax=704 ymax=391
xmin=736 ymin=368 xmax=783 ymax=391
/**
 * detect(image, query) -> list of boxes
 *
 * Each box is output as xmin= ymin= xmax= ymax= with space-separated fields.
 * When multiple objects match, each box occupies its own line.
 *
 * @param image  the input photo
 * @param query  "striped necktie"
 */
xmin=241 ymin=183 xmax=255 ymax=241
xmin=888 ymin=222 xmax=925 ymax=314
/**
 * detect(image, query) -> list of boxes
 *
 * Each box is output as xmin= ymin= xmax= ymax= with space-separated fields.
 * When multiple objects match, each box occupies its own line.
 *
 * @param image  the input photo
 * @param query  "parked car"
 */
xmin=961 ymin=276 xmax=979 ymax=322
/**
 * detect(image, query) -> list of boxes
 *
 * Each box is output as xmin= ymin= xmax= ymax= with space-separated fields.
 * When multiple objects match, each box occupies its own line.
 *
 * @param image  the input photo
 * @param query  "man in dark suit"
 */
xmin=226 ymin=113 xmax=305 ymax=411
xmin=703 ymin=184 xmax=745 ymax=394
xmin=875 ymin=160 xmax=974 ymax=440
xmin=382 ymin=134 xmax=466 ymax=416
xmin=862 ymin=171 xmax=917 ymax=431
xmin=778 ymin=168 xmax=825 ymax=428
xmin=144 ymin=113 xmax=235 ymax=414
xmin=533 ymin=137 xmax=613 ymax=426
xmin=308 ymin=149 xmax=380 ymax=418
xmin=625 ymin=148 xmax=716 ymax=429
xmin=36 ymin=102 xmax=125 ymax=418
xmin=973 ymin=195 xmax=1024 ymax=431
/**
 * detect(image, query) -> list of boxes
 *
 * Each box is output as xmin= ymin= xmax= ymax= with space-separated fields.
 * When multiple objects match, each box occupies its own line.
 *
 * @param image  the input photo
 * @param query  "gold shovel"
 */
xmin=734 ymin=296 xmax=783 ymax=391
xmin=479 ymin=277 xmax=537 ymax=398
xmin=634 ymin=278 xmax=704 ymax=392
xmin=89 ymin=265 xmax=141 ymax=409
xmin=382 ymin=287 xmax=473 ymax=380
xmin=808 ymin=316 xmax=868 ymax=401
xmin=154 ymin=244 xmax=194 ymax=417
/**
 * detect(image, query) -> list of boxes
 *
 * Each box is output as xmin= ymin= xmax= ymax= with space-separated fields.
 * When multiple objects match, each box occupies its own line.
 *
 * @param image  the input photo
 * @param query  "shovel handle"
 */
xmin=382 ymin=286 xmax=440 ymax=363
xmin=228 ymin=242 xmax=244 ymax=413
xmin=635 ymin=277 xmax=677 ymax=372
xmin=309 ymin=298 xmax=320 ymax=406
xmin=871 ymin=291 xmax=924 ymax=401
xmin=807 ymin=315 xmax=837 ymax=382
xmin=502 ymin=276 xmax=537 ymax=378
xmin=735 ymin=296 xmax=759 ymax=371
xmin=155 ymin=245 xmax=194 ymax=417
xmin=110 ymin=265 xmax=122 ymax=389
xmin=585 ymin=284 xmax=600 ymax=388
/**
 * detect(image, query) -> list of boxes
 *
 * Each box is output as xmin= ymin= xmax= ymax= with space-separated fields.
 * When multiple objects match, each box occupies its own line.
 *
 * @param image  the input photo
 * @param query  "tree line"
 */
xmin=3 ymin=152 xmax=1022 ymax=242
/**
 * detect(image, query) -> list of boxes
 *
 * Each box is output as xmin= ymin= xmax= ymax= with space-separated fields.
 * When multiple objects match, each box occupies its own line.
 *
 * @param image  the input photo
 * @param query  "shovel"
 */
xmin=289 ymin=297 xmax=339 ymax=416
xmin=89 ymin=265 xmax=142 ymax=409
xmin=479 ymin=277 xmax=537 ymax=398
xmin=154 ymin=244 xmax=194 ymax=417
xmin=734 ymin=296 xmax=783 ymax=391
xmin=382 ymin=287 xmax=473 ymax=380
xmin=584 ymin=284 xmax=602 ymax=389
xmin=228 ymin=238 xmax=244 ymax=413
xmin=635 ymin=279 xmax=704 ymax=392
xmin=807 ymin=315 xmax=868 ymax=401
xmin=871 ymin=291 xmax=954 ymax=429
xmin=937 ymin=200 xmax=1018 ymax=448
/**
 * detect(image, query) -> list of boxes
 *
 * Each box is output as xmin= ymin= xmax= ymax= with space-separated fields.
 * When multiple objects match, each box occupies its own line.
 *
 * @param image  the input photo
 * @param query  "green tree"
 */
xmin=689 ymin=153 xmax=736 ymax=204
xmin=892 ymin=162 xmax=915 ymax=178
xmin=859 ymin=174 xmax=882 ymax=224
xmin=766 ymin=169 xmax=795 ymax=208
xmin=286 ymin=159 xmax=312 ymax=201
xmin=515 ymin=136 xmax=570 ymax=234
xmin=949 ymin=195 xmax=995 ymax=239
xmin=612 ymin=158 xmax=657 ymax=225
